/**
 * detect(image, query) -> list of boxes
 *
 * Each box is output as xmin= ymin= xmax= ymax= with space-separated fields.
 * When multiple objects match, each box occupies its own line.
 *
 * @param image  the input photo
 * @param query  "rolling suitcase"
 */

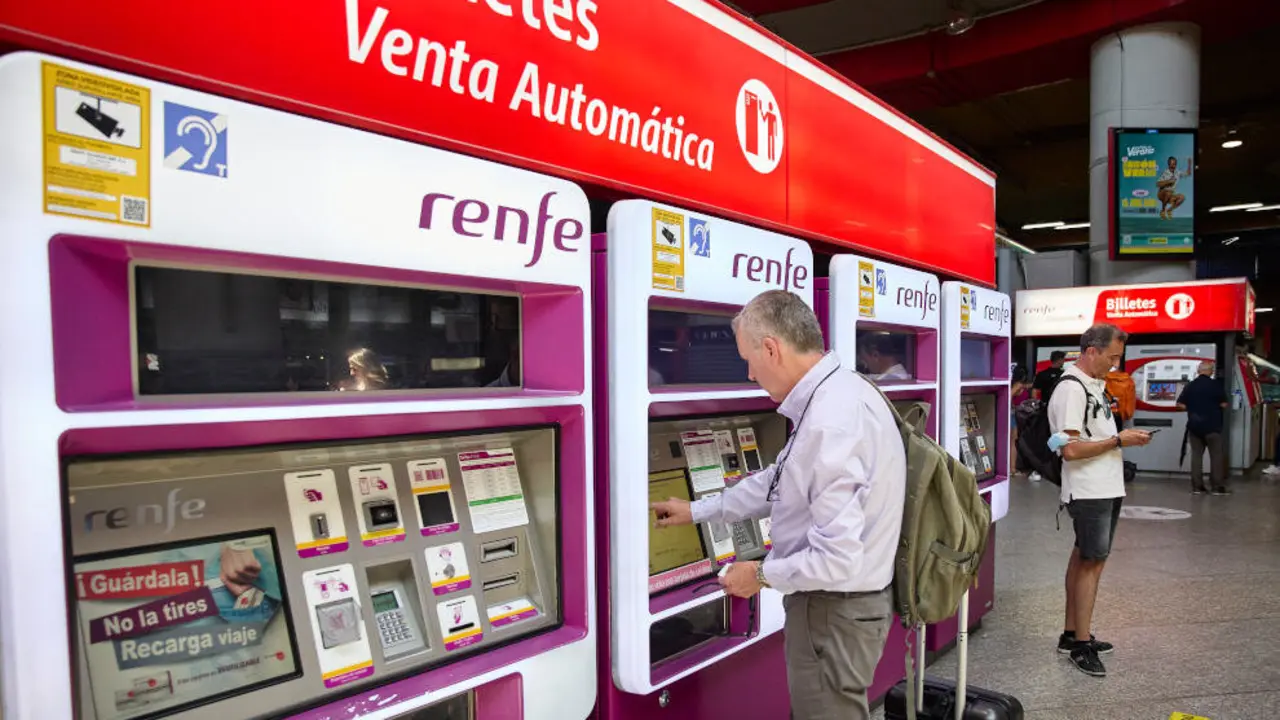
xmin=884 ymin=593 xmax=1025 ymax=720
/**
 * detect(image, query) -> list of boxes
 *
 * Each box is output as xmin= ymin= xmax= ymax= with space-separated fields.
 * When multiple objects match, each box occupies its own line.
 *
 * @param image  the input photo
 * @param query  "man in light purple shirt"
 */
xmin=651 ymin=289 xmax=906 ymax=720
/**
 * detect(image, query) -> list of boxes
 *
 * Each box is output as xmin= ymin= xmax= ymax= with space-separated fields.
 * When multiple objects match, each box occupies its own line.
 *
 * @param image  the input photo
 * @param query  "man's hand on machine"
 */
xmin=650 ymin=497 xmax=693 ymax=527
xmin=719 ymin=561 xmax=762 ymax=598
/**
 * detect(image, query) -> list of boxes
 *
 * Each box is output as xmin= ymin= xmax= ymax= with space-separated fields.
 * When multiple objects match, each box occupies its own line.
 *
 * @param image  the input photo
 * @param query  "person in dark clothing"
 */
xmin=1176 ymin=361 xmax=1229 ymax=495
xmin=1033 ymin=351 xmax=1068 ymax=402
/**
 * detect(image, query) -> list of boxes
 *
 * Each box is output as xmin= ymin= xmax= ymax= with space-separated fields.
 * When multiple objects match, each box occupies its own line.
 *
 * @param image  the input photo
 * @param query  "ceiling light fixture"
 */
xmin=1055 ymin=222 xmax=1090 ymax=230
xmin=1246 ymin=204 xmax=1280 ymax=212
xmin=1222 ymin=236 xmax=1240 ymax=246
xmin=1021 ymin=221 xmax=1064 ymax=230
xmin=1209 ymin=203 xmax=1263 ymax=212
xmin=1222 ymin=139 xmax=1243 ymax=149
xmin=1256 ymin=307 xmax=1274 ymax=314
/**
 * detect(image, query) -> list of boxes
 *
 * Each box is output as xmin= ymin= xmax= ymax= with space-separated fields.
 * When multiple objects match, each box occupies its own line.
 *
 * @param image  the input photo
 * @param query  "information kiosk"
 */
xmin=593 ymin=200 xmax=811 ymax=718
xmin=817 ymin=254 xmax=940 ymax=702
xmin=1016 ymin=279 xmax=1257 ymax=476
xmin=934 ymin=283 xmax=1012 ymax=653
xmin=0 ymin=54 xmax=595 ymax=720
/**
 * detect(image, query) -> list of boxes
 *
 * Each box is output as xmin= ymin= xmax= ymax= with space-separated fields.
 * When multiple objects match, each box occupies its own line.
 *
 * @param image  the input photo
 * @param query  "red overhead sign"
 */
xmin=0 ymin=0 xmax=996 ymax=285
xmin=1016 ymin=278 xmax=1256 ymax=337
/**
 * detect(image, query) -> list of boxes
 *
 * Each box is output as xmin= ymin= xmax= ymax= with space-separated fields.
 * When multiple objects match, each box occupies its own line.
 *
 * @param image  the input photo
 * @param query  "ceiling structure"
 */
xmin=727 ymin=0 xmax=1280 ymax=340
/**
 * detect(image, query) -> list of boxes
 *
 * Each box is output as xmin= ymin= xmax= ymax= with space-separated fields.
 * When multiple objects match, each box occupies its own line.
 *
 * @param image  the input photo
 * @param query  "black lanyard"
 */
xmin=767 ymin=364 xmax=840 ymax=502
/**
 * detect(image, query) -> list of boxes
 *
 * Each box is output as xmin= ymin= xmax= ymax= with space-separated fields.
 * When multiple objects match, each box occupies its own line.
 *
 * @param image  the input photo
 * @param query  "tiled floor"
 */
xmin=880 ymin=470 xmax=1280 ymax=720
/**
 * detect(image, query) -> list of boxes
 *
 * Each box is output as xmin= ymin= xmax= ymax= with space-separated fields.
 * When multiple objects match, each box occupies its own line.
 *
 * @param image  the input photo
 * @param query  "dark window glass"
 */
xmin=134 ymin=267 xmax=520 ymax=395
xmin=854 ymin=329 xmax=918 ymax=383
xmin=648 ymin=310 xmax=747 ymax=386
xmin=960 ymin=337 xmax=994 ymax=379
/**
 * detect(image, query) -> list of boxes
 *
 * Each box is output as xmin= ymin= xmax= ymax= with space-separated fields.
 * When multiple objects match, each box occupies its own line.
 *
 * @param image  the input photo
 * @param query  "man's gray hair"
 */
xmin=1080 ymin=323 xmax=1128 ymax=352
xmin=732 ymin=290 xmax=825 ymax=354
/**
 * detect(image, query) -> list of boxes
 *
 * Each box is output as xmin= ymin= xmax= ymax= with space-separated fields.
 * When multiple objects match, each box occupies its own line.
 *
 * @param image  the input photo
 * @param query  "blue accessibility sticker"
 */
xmin=163 ymin=102 xmax=227 ymax=178
xmin=690 ymin=217 xmax=711 ymax=258
xmin=876 ymin=268 xmax=887 ymax=295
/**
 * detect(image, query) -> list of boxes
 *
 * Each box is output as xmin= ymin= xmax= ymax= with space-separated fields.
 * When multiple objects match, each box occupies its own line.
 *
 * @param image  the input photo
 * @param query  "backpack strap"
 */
xmin=1054 ymin=375 xmax=1093 ymax=439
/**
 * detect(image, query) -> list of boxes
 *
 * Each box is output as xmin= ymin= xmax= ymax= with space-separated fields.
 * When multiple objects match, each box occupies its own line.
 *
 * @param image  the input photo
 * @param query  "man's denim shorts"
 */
xmin=1066 ymin=497 xmax=1123 ymax=560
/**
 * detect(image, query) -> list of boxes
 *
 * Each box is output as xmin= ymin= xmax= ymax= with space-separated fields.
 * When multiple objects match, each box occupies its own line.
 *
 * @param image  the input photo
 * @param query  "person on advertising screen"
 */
xmin=650 ymin=290 xmax=906 ymax=720
xmin=1156 ymin=155 xmax=1192 ymax=219
xmin=1176 ymin=361 xmax=1230 ymax=495
xmin=1048 ymin=324 xmax=1152 ymax=678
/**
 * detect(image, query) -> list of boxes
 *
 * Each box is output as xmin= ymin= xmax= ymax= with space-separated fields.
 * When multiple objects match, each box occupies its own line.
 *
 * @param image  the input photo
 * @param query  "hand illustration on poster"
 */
xmin=74 ymin=532 xmax=298 ymax=720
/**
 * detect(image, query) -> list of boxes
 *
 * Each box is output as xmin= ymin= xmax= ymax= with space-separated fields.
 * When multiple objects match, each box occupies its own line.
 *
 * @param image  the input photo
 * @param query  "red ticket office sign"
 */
xmin=1016 ymin=278 xmax=1256 ymax=337
xmin=0 ymin=0 xmax=997 ymax=285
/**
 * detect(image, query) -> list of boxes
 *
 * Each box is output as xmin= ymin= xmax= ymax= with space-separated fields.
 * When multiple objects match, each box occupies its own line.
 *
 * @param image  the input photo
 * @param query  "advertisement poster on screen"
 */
xmin=1113 ymin=128 xmax=1197 ymax=258
xmin=73 ymin=532 xmax=299 ymax=719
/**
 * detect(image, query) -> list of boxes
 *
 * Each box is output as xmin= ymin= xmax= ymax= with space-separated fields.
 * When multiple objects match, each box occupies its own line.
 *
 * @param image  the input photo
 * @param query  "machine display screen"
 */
xmin=855 ymin=329 xmax=918 ymax=383
xmin=647 ymin=469 xmax=710 ymax=577
xmin=133 ymin=265 xmax=521 ymax=395
xmin=1146 ymin=380 xmax=1182 ymax=402
xmin=372 ymin=591 xmax=399 ymax=614
xmin=648 ymin=309 xmax=748 ymax=386
xmin=72 ymin=530 xmax=301 ymax=720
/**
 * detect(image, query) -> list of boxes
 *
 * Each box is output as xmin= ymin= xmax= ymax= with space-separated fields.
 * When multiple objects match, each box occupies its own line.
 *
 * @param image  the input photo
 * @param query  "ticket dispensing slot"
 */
xmin=480 ymin=538 xmax=519 ymax=563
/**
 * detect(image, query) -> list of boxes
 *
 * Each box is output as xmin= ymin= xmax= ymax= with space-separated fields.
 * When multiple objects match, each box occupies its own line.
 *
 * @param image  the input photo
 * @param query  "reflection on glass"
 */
xmin=855 ymin=330 xmax=917 ymax=383
xmin=648 ymin=309 xmax=748 ymax=386
xmin=960 ymin=337 xmax=994 ymax=379
xmin=134 ymin=266 xmax=520 ymax=395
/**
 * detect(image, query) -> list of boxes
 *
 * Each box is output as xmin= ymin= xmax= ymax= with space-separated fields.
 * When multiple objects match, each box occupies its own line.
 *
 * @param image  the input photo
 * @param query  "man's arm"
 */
xmin=690 ymin=463 xmax=778 ymax=525
xmin=760 ymin=426 xmax=869 ymax=594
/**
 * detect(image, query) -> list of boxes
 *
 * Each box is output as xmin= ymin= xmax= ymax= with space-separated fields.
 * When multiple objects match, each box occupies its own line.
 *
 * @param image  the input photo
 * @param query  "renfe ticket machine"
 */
xmin=593 ymin=200 xmax=811 ymax=719
xmin=934 ymin=283 xmax=1012 ymax=651
xmin=0 ymin=55 xmax=595 ymax=720
xmin=818 ymin=254 xmax=940 ymax=702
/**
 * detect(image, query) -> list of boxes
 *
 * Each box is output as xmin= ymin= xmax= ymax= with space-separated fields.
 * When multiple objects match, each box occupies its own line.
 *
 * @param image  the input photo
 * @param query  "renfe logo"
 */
xmin=419 ymin=191 xmax=584 ymax=267
xmin=895 ymin=280 xmax=937 ymax=320
xmin=83 ymin=488 xmax=207 ymax=534
xmin=732 ymin=247 xmax=808 ymax=291
xmin=983 ymin=299 xmax=1010 ymax=330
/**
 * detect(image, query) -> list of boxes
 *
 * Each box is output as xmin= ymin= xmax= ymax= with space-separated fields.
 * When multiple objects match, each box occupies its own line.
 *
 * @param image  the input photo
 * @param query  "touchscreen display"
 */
xmin=647 ymin=470 xmax=709 ymax=577
xmin=72 ymin=530 xmax=300 ymax=720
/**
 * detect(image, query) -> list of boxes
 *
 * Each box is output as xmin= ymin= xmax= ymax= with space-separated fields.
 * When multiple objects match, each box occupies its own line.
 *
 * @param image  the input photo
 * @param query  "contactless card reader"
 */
xmin=363 ymin=499 xmax=399 ymax=532
xmin=315 ymin=598 xmax=362 ymax=650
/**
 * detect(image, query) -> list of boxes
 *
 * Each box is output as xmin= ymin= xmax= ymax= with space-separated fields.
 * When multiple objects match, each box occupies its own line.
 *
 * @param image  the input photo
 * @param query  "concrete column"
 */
xmin=1089 ymin=22 xmax=1200 ymax=285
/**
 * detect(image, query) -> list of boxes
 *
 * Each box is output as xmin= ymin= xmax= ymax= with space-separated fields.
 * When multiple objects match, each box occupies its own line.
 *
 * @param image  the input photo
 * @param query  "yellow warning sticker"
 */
xmin=652 ymin=207 xmax=685 ymax=292
xmin=960 ymin=286 xmax=972 ymax=329
xmin=857 ymin=260 xmax=875 ymax=318
xmin=42 ymin=61 xmax=151 ymax=227
xmin=1168 ymin=714 xmax=1211 ymax=720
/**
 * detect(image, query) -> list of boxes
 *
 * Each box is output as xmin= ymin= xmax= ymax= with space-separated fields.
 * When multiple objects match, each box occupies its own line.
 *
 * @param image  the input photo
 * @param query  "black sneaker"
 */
xmin=1058 ymin=632 xmax=1114 ymax=655
xmin=1191 ymin=487 xmax=1207 ymax=495
xmin=1069 ymin=644 xmax=1106 ymax=677
xmin=1212 ymin=487 xmax=1232 ymax=495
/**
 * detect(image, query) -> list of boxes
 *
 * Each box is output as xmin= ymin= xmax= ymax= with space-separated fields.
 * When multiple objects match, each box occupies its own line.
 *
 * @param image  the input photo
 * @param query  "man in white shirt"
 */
xmin=1156 ymin=155 xmax=1192 ymax=219
xmin=651 ymin=290 xmax=906 ymax=720
xmin=1048 ymin=323 xmax=1151 ymax=678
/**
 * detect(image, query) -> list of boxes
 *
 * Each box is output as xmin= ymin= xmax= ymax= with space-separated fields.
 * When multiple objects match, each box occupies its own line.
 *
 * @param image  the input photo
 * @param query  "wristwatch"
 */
xmin=1115 ymin=435 xmax=1123 ymax=448
xmin=755 ymin=562 xmax=771 ymax=589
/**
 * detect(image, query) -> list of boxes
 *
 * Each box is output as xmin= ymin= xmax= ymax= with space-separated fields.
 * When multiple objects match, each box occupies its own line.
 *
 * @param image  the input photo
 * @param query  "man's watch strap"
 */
xmin=1115 ymin=435 xmax=1123 ymax=448
xmin=755 ymin=562 xmax=770 ymax=589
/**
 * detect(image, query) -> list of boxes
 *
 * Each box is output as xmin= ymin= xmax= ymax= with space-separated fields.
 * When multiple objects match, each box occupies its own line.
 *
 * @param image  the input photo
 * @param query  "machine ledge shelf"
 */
xmin=960 ymin=378 xmax=1010 ymax=388
xmin=646 ymin=388 xmax=770 ymax=403
xmin=650 ymin=588 xmax=727 ymax=620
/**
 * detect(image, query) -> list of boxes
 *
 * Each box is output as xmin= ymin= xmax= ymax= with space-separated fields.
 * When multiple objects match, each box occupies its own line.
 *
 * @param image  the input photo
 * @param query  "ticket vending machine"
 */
xmin=0 ymin=54 xmax=596 ymax=720
xmin=1123 ymin=344 xmax=1215 ymax=473
xmin=934 ymin=283 xmax=1011 ymax=653
xmin=816 ymin=254 xmax=940 ymax=703
xmin=593 ymin=200 xmax=812 ymax=719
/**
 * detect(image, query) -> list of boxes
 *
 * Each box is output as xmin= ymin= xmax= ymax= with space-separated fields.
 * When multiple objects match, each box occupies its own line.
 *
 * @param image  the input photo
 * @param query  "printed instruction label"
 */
xmin=425 ymin=542 xmax=472 ymax=596
xmin=408 ymin=458 xmax=460 ymax=537
xmin=348 ymin=464 xmax=406 ymax=547
xmin=680 ymin=430 xmax=727 ymax=493
xmin=487 ymin=597 xmax=539 ymax=629
xmin=42 ymin=61 xmax=151 ymax=226
xmin=437 ymin=595 xmax=484 ymax=652
xmin=458 ymin=448 xmax=530 ymax=534
xmin=760 ymin=516 xmax=774 ymax=549
xmin=283 ymin=469 xmax=349 ymax=558
xmin=303 ymin=565 xmax=374 ymax=689
xmin=652 ymin=207 xmax=686 ymax=292
xmin=714 ymin=429 xmax=743 ymax=482
xmin=960 ymin=286 xmax=972 ymax=329
xmin=701 ymin=491 xmax=737 ymax=565
xmin=858 ymin=261 xmax=876 ymax=318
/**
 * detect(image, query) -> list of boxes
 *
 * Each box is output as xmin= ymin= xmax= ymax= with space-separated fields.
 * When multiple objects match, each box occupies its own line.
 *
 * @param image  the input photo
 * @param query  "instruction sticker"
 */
xmin=425 ymin=542 xmax=472 ymax=596
xmin=960 ymin=286 xmax=972 ymax=329
xmin=283 ymin=469 xmax=349 ymax=558
xmin=700 ymin=492 xmax=737 ymax=565
xmin=348 ymin=464 xmax=406 ymax=548
xmin=437 ymin=596 xmax=483 ymax=652
xmin=760 ymin=517 xmax=773 ymax=549
xmin=42 ymin=61 xmax=150 ymax=226
xmin=407 ymin=458 xmax=460 ymax=537
xmin=303 ymin=564 xmax=374 ymax=689
xmin=680 ymin=430 xmax=727 ymax=493
xmin=458 ymin=449 xmax=530 ymax=534
xmin=487 ymin=597 xmax=539 ymax=629
xmin=652 ymin=207 xmax=685 ymax=292
xmin=858 ymin=261 xmax=876 ymax=318
xmin=714 ymin=430 xmax=743 ymax=483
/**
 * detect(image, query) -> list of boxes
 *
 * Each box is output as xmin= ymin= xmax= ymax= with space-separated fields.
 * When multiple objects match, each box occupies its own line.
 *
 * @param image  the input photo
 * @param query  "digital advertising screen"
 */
xmin=1112 ymin=128 xmax=1197 ymax=259
xmin=73 ymin=530 xmax=300 ymax=720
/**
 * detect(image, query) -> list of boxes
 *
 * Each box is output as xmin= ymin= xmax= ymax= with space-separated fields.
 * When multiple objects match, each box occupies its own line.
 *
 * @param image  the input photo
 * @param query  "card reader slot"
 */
xmin=482 ymin=573 xmax=520 ymax=593
xmin=480 ymin=537 xmax=519 ymax=563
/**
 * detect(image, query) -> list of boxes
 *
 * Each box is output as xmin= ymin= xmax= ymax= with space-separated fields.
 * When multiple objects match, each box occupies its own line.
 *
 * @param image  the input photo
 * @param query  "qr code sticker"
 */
xmin=121 ymin=196 xmax=149 ymax=225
